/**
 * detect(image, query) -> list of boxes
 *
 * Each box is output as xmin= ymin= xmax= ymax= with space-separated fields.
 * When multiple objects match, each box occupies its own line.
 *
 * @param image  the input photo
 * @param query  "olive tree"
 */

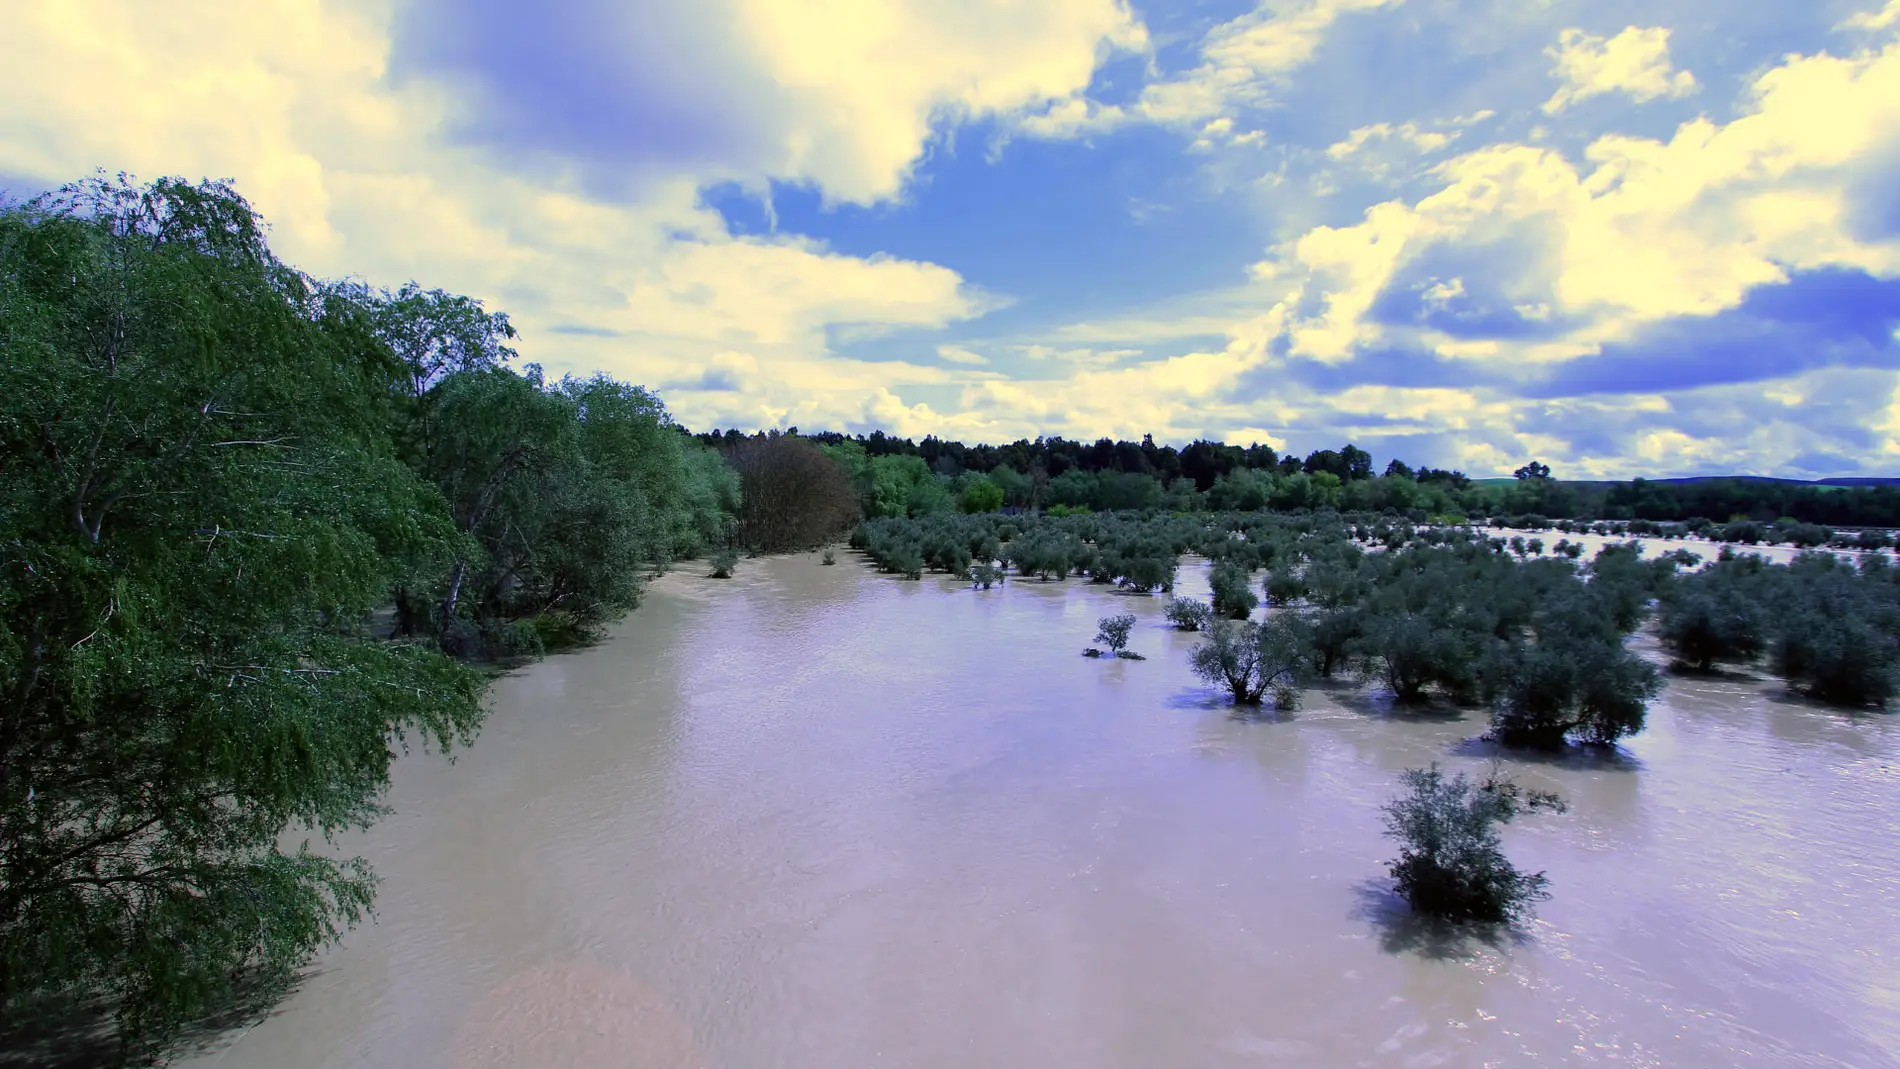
xmin=1094 ymin=613 xmax=1138 ymax=658
xmin=1659 ymin=588 xmax=1765 ymax=671
xmin=1489 ymin=638 xmax=1662 ymax=749
xmin=1209 ymin=560 xmax=1258 ymax=619
xmin=1381 ymin=765 xmax=1566 ymax=923
xmin=1188 ymin=615 xmax=1310 ymax=706
xmin=1164 ymin=597 xmax=1213 ymax=631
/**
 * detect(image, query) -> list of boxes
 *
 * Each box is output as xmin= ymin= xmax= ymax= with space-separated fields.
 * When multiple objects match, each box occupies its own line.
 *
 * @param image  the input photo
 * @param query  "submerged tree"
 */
xmin=1489 ymin=638 xmax=1662 ymax=749
xmin=1094 ymin=613 xmax=1138 ymax=658
xmin=1189 ymin=615 xmax=1310 ymax=705
xmin=1209 ymin=560 xmax=1258 ymax=619
xmin=1381 ymin=765 xmax=1567 ymax=923
xmin=1164 ymin=596 xmax=1213 ymax=631
xmin=1660 ymin=588 xmax=1766 ymax=672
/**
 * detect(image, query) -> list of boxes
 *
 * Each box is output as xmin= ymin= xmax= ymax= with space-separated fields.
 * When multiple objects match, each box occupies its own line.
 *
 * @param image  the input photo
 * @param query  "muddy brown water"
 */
xmin=177 ymin=554 xmax=1900 ymax=1069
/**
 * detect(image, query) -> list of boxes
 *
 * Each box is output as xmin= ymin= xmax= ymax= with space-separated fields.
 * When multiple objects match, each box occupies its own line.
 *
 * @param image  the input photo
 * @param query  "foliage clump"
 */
xmin=726 ymin=433 xmax=860 ymax=553
xmin=967 ymin=562 xmax=1003 ymax=589
xmin=0 ymin=176 xmax=493 ymax=1058
xmin=1381 ymin=764 xmax=1567 ymax=923
xmin=1164 ymin=597 xmax=1213 ymax=631
xmin=1093 ymin=613 xmax=1140 ymax=659
xmin=1189 ymin=616 xmax=1309 ymax=706
xmin=708 ymin=548 xmax=739 ymax=578
xmin=1209 ymin=561 xmax=1259 ymax=619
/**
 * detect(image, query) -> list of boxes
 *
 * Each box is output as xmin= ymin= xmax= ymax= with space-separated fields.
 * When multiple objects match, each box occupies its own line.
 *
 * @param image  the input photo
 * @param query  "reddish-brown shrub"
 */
xmin=726 ymin=434 xmax=861 ymax=553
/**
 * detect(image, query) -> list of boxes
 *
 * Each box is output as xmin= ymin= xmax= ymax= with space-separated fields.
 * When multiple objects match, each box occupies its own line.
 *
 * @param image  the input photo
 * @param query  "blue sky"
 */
xmin=4 ymin=0 xmax=1900 ymax=477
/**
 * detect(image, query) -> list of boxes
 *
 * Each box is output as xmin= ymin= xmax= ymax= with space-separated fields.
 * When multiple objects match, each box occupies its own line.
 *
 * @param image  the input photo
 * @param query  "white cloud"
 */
xmin=1325 ymin=122 xmax=1454 ymax=160
xmin=1237 ymin=37 xmax=1900 ymax=374
xmin=1017 ymin=344 xmax=1144 ymax=369
xmin=937 ymin=344 xmax=990 ymax=365
xmin=731 ymin=0 xmax=1150 ymax=204
xmin=1019 ymin=0 xmax=1401 ymax=140
xmin=0 ymin=0 xmax=1107 ymax=437
xmin=1839 ymin=0 xmax=1900 ymax=32
xmin=1542 ymin=26 xmax=1698 ymax=115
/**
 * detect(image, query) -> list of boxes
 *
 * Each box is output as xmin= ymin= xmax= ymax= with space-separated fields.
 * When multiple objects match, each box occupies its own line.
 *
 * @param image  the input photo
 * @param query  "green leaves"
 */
xmin=1382 ymin=764 xmax=1566 ymax=923
xmin=0 ymin=176 xmax=484 ymax=1059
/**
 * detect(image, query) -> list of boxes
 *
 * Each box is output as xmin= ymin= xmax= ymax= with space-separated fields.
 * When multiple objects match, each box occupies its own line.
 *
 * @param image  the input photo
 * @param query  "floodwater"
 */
xmin=1474 ymin=529 xmax=1877 ymax=570
xmin=180 ymin=553 xmax=1900 ymax=1069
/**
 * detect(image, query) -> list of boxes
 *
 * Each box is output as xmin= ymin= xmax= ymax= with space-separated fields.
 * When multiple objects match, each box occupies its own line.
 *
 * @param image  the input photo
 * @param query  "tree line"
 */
xmin=698 ymin=425 xmax=1899 ymax=529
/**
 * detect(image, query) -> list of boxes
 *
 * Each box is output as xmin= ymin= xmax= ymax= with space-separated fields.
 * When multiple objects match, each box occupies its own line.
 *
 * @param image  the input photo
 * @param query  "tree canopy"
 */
xmin=0 ymin=175 xmax=747 ymax=1060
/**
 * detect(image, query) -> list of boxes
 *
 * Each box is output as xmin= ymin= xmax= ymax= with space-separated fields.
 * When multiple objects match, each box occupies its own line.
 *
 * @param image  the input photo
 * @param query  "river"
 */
xmin=178 ymin=552 xmax=1900 ymax=1068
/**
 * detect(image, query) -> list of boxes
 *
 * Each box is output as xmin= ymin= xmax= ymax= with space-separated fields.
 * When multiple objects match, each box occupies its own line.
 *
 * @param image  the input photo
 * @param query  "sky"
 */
xmin=4 ymin=0 xmax=1900 ymax=478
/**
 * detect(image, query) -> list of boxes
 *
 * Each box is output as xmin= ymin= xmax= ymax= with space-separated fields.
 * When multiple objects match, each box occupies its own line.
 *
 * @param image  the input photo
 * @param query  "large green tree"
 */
xmin=0 ymin=177 xmax=484 ymax=1055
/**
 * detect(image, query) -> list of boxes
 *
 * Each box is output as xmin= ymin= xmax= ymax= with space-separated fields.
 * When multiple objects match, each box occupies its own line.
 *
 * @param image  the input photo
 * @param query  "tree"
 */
xmin=1489 ymin=638 xmax=1662 ymax=748
xmin=1189 ymin=616 xmax=1309 ymax=705
xmin=1381 ymin=765 xmax=1567 ymax=923
xmin=364 ymin=281 xmax=517 ymax=403
xmin=1094 ymin=613 xmax=1137 ymax=657
xmin=1164 ymin=597 xmax=1213 ymax=631
xmin=0 ymin=176 xmax=485 ymax=1057
xmin=1659 ymin=588 xmax=1765 ymax=672
xmin=1210 ymin=561 xmax=1259 ymax=619
xmin=728 ymin=435 xmax=860 ymax=553
xmin=957 ymin=474 xmax=1004 ymax=514
xmin=1768 ymin=560 xmax=1900 ymax=707
xmin=1513 ymin=461 xmax=1552 ymax=481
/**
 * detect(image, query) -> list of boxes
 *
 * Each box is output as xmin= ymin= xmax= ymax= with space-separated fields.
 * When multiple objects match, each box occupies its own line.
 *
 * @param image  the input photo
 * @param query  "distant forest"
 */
xmin=692 ymin=428 xmax=1900 ymax=530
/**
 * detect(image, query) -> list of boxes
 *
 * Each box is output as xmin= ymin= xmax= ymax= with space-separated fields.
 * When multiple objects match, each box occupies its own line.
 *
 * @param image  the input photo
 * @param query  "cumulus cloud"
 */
xmin=1245 ymin=37 xmax=1900 ymax=381
xmin=395 ymin=0 xmax=1149 ymax=207
xmin=0 ymin=0 xmax=1071 ymax=439
xmin=1541 ymin=26 xmax=1698 ymax=115
xmin=974 ymin=27 xmax=1900 ymax=474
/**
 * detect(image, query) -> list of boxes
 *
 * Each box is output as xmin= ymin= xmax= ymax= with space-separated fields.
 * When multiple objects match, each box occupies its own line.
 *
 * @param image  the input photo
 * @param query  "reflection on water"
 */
xmin=178 ymin=554 xmax=1900 ymax=1069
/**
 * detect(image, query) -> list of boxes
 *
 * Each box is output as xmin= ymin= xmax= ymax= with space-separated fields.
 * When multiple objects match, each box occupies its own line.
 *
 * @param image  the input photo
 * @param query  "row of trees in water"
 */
xmin=846 ymin=509 xmax=1894 ymax=921
xmin=846 ymin=509 xmax=1895 ymax=715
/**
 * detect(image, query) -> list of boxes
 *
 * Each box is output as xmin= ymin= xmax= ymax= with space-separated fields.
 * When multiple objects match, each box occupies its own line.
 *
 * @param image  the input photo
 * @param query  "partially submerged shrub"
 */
xmin=967 ymin=562 xmax=1004 ymax=589
xmin=1164 ymin=597 xmax=1214 ymax=631
xmin=1263 ymin=567 xmax=1306 ymax=606
xmin=821 ymin=548 xmax=836 ymax=565
xmin=709 ymin=548 xmax=738 ymax=578
xmin=1381 ymin=764 xmax=1567 ymax=923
